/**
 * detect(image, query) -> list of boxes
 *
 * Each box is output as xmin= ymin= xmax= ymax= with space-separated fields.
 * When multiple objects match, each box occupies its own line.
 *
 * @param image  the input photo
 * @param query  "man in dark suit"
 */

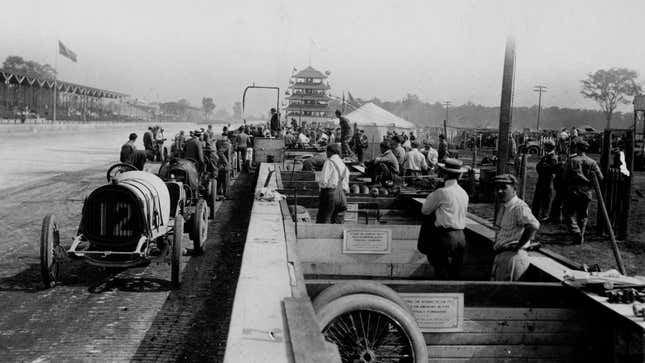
xmin=184 ymin=130 xmax=205 ymax=172
xmin=120 ymin=133 xmax=137 ymax=164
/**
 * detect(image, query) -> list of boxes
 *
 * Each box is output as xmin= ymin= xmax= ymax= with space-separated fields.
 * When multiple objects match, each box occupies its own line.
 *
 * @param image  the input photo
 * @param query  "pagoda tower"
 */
xmin=285 ymin=66 xmax=332 ymax=126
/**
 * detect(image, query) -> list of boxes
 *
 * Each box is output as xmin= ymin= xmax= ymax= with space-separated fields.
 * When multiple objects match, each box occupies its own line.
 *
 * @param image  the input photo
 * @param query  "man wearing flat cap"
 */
xmin=531 ymin=139 xmax=558 ymax=220
xmin=184 ymin=130 xmax=205 ymax=172
xmin=562 ymin=137 xmax=602 ymax=244
xmin=418 ymin=158 xmax=469 ymax=279
xmin=491 ymin=174 xmax=540 ymax=281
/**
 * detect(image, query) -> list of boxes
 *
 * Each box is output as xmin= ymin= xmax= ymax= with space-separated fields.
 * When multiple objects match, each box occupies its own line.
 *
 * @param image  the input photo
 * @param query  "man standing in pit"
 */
xmin=120 ymin=133 xmax=137 ymax=164
xmin=418 ymin=158 xmax=469 ymax=279
xmin=269 ymin=108 xmax=281 ymax=137
xmin=562 ymin=138 xmax=603 ymax=244
xmin=531 ymin=140 xmax=558 ymax=220
xmin=491 ymin=174 xmax=540 ymax=281
xmin=403 ymin=141 xmax=428 ymax=177
xmin=438 ymin=134 xmax=449 ymax=162
xmin=335 ymin=109 xmax=354 ymax=158
xmin=316 ymin=143 xmax=350 ymax=224
xmin=235 ymin=126 xmax=251 ymax=170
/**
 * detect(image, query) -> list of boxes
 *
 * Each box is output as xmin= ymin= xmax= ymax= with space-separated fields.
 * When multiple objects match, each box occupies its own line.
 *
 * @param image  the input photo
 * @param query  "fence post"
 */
xmin=597 ymin=129 xmax=612 ymax=235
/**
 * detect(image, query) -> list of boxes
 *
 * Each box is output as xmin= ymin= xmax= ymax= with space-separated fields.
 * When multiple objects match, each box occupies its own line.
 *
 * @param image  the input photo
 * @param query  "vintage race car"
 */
xmin=40 ymin=169 xmax=186 ymax=289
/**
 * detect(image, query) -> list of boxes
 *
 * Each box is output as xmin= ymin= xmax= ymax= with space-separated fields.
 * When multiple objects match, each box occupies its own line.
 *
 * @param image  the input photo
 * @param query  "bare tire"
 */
xmin=208 ymin=178 xmax=217 ymax=219
xmin=192 ymin=200 xmax=208 ymax=253
xmin=171 ymin=214 xmax=183 ymax=289
xmin=313 ymin=280 xmax=413 ymax=315
xmin=40 ymin=214 xmax=62 ymax=288
xmin=317 ymin=294 xmax=427 ymax=363
xmin=106 ymin=163 xmax=137 ymax=182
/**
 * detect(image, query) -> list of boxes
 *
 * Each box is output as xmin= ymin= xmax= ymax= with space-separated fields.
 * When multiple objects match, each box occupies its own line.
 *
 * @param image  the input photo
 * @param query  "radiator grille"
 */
xmin=82 ymin=189 xmax=143 ymax=245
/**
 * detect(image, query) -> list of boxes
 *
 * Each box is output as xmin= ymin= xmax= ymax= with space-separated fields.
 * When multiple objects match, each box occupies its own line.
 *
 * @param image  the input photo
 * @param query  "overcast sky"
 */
xmin=2 ymin=0 xmax=644 ymax=114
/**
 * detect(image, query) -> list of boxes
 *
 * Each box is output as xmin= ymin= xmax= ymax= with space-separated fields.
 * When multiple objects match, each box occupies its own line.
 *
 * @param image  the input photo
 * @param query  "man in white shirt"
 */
xmin=316 ymin=143 xmax=350 ymax=223
xmin=426 ymin=141 xmax=439 ymax=171
xmin=403 ymin=141 xmax=428 ymax=177
xmin=491 ymin=174 xmax=540 ymax=281
xmin=297 ymin=128 xmax=310 ymax=147
xmin=418 ymin=158 xmax=469 ymax=279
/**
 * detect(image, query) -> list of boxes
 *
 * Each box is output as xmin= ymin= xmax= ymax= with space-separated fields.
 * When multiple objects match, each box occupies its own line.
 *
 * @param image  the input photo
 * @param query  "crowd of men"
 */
xmin=119 ymin=112 xmax=609 ymax=283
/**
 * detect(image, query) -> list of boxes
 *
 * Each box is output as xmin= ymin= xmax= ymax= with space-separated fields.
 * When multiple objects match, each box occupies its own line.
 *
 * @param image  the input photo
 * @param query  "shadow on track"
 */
xmin=132 ymin=170 xmax=256 ymax=362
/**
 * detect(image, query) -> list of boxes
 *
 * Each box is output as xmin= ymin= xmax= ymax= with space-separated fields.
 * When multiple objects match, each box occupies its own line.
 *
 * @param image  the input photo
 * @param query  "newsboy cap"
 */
xmin=492 ymin=173 xmax=518 ymax=186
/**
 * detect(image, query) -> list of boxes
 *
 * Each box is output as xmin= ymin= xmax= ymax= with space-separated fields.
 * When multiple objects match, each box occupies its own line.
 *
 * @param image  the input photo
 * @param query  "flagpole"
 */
xmin=53 ymin=42 xmax=58 ymax=122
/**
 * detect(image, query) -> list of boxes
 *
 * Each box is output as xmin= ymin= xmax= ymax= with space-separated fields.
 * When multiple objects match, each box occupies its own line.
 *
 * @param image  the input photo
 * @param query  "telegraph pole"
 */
xmin=533 ymin=85 xmax=547 ymax=130
xmin=443 ymin=101 xmax=451 ymax=137
xmin=496 ymin=36 xmax=516 ymax=176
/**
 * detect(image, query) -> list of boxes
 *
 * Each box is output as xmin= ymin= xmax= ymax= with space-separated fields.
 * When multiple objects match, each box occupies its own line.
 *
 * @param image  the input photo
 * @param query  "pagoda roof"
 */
xmin=286 ymin=94 xmax=331 ymax=101
xmin=285 ymin=103 xmax=332 ymax=111
xmin=290 ymin=83 xmax=330 ymax=90
xmin=293 ymin=66 xmax=327 ymax=79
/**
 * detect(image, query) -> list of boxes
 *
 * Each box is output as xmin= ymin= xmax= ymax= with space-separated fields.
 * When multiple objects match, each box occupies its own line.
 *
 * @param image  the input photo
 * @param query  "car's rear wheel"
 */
xmin=171 ymin=214 xmax=183 ymax=289
xmin=208 ymin=178 xmax=218 ymax=219
xmin=192 ymin=200 xmax=208 ymax=253
xmin=40 ymin=214 xmax=62 ymax=288
xmin=312 ymin=280 xmax=413 ymax=315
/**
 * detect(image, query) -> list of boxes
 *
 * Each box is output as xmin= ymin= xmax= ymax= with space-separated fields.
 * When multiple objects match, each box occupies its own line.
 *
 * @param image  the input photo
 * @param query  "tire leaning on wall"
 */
xmin=316 ymin=294 xmax=428 ymax=363
xmin=312 ymin=280 xmax=413 ymax=315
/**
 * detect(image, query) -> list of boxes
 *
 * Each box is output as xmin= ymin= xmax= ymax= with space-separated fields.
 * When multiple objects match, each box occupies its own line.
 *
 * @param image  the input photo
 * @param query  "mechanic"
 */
xmin=143 ymin=126 xmax=155 ymax=161
xmin=531 ymin=139 xmax=558 ymax=220
xmin=418 ymin=158 xmax=469 ymax=279
xmin=184 ymin=130 xmax=205 ymax=172
xmin=316 ymin=143 xmax=350 ymax=224
xmin=491 ymin=174 xmax=540 ymax=281
xmin=562 ymin=137 xmax=603 ymax=244
xmin=335 ymin=109 xmax=354 ymax=158
xmin=364 ymin=140 xmax=399 ymax=186
xmin=120 ymin=133 xmax=137 ymax=164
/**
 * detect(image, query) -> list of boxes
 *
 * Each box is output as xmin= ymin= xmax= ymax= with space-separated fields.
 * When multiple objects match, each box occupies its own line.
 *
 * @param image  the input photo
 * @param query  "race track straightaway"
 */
xmin=0 ymin=166 xmax=254 ymax=362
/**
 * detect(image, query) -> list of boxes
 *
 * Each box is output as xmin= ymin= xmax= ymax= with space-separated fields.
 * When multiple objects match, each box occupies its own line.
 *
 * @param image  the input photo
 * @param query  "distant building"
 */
xmin=285 ymin=66 xmax=332 ymax=125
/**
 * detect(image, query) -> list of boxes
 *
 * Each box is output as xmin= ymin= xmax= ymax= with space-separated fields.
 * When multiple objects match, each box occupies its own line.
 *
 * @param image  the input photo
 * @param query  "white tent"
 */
xmin=345 ymin=102 xmax=415 ymax=129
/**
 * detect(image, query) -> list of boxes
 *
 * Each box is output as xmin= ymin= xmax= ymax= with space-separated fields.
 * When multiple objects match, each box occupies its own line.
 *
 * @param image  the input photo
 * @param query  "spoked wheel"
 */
xmin=171 ymin=213 xmax=183 ymax=289
xmin=106 ymin=163 xmax=137 ymax=182
xmin=208 ymin=178 xmax=218 ymax=219
xmin=40 ymin=214 xmax=63 ymax=288
xmin=317 ymin=294 xmax=427 ymax=363
xmin=192 ymin=200 xmax=208 ymax=253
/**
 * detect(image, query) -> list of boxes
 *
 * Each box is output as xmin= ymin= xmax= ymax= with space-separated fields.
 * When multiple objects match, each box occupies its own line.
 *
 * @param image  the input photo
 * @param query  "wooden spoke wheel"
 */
xmin=40 ymin=214 xmax=63 ymax=288
xmin=317 ymin=294 xmax=427 ymax=363
xmin=171 ymin=213 xmax=183 ymax=289
xmin=192 ymin=200 xmax=208 ymax=253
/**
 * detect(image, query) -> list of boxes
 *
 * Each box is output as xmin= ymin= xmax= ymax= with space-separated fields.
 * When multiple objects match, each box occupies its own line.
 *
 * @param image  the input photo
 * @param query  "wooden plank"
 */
xmin=463 ymin=307 xmax=583 ymax=321
xmin=458 ymin=320 xmax=587 ymax=334
xmin=297 ymin=224 xmax=420 ymax=239
xmin=426 ymin=344 xmax=577 ymax=359
xmin=427 ymin=358 xmax=569 ymax=363
xmin=282 ymin=297 xmax=340 ymax=363
xmin=305 ymin=280 xmax=582 ymax=308
xmin=424 ymin=332 xmax=587 ymax=345
xmin=303 ymin=263 xmax=490 ymax=280
xmin=280 ymin=199 xmax=309 ymax=299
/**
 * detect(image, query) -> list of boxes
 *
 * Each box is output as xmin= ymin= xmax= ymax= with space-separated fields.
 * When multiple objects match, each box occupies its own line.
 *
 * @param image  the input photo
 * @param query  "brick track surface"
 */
xmin=0 ymin=166 xmax=254 ymax=362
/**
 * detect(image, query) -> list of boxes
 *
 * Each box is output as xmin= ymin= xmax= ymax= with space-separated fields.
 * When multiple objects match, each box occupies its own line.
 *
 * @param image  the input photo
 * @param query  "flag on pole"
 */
xmin=58 ymin=41 xmax=77 ymax=62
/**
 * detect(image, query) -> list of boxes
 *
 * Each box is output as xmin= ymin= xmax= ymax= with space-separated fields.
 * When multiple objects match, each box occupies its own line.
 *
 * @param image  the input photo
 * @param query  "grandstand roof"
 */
xmin=0 ymin=69 xmax=127 ymax=99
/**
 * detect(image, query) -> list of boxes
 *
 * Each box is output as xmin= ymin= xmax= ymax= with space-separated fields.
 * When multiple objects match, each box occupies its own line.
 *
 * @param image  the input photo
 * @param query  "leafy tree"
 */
xmin=232 ymin=101 xmax=242 ymax=120
xmin=2 ymin=56 xmax=57 ymax=79
xmin=581 ymin=67 xmax=642 ymax=129
xmin=201 ymin=97 xmax=216 ymax=121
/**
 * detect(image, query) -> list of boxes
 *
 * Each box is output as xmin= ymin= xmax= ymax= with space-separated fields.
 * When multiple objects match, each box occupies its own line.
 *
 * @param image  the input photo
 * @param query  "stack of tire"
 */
xmin=312 ymin=280 xmax=428 ymax=362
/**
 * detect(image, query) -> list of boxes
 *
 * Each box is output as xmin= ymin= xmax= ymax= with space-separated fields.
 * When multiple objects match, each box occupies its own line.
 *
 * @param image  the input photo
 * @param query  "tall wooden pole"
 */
xmin=496 ymin=36 xmax=516 ymax=176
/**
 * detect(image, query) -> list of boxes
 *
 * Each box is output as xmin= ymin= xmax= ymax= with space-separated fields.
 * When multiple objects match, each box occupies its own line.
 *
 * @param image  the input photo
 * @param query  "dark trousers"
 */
xmin=366 ymin=162 xmax=395 ymax=186
xmin=565 ymin=192 xmax=591 ymax=235
xmin=531 ymin=179 xmax=553 ymax=219
xmin=549 ymin=181 xmax=565 ymax=222
xmin=236 ymin=147 xmax=247 ymax=170
xmin=341 ymin=134 xmax=353 ymax=157
xmin=316 ymin=189 xmax=346 ymax=224
xmin=423 ymin=228 xmax=466 ymax=280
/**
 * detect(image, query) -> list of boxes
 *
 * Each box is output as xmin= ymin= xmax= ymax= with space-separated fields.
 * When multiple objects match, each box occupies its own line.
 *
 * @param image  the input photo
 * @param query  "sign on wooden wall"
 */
xmin=399 ymin=293 xmax=464 ymax=332
xmin=342 ymin=229 xmax=391 ymax=254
